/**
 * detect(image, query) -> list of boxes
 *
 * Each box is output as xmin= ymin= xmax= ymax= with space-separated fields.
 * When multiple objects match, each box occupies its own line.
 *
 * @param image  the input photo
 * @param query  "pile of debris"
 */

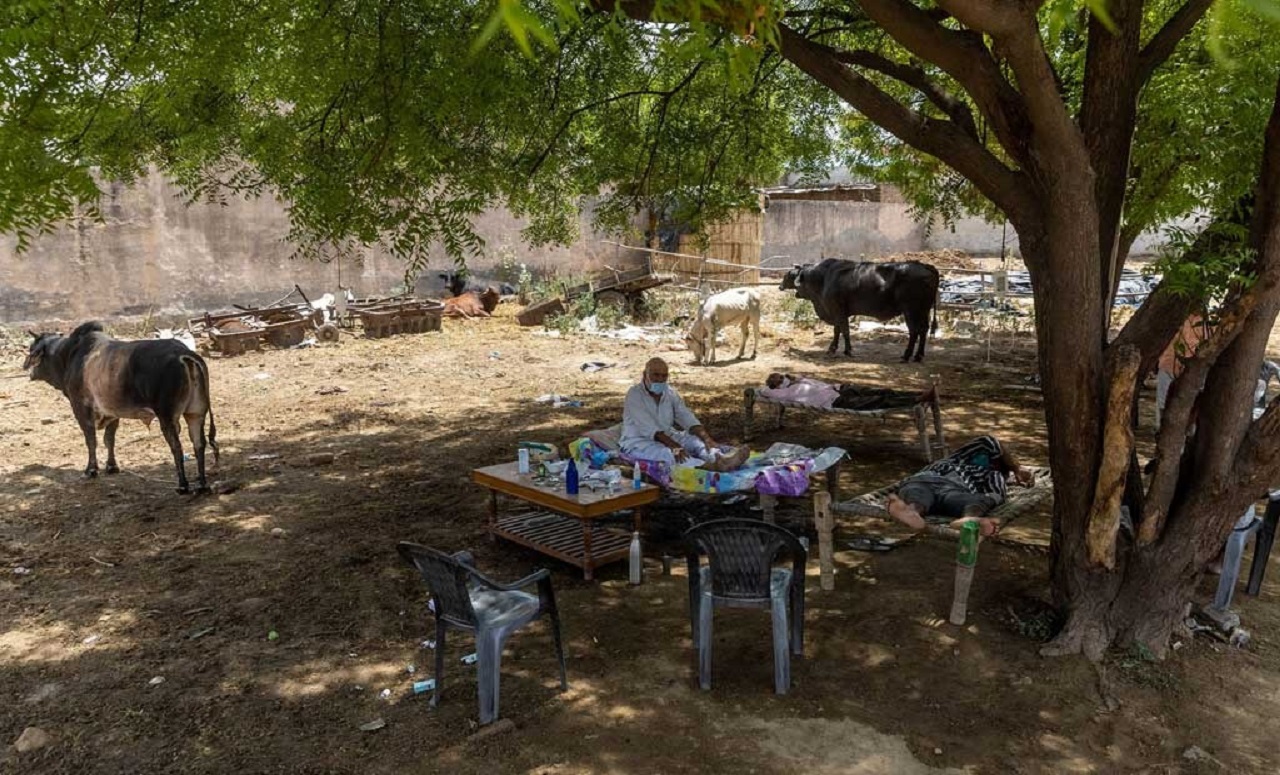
xmin=189 ymin=285 xmax=443 ymax=355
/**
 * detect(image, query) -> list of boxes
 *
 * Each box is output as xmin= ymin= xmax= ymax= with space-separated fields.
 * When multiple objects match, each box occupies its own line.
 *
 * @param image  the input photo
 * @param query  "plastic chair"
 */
xmin=396 ymin=542 xmax=567 ymax=725
xmin=684 ymin=519 xmax=807 ymax=695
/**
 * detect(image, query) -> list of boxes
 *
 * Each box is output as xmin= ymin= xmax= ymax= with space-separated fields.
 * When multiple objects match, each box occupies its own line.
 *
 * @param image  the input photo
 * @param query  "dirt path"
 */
xmin=1 ymin=294 xmax=1278 ymax=774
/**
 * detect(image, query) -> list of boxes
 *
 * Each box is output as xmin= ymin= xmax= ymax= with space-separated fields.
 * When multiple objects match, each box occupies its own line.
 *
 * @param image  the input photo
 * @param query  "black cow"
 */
xmin=23 ymin=322 xmax=219 ymax=494
xmin=438 ymin=270 xmax=516 ymax=298
xmin=781 ymin=259 xmax=940 ymax=361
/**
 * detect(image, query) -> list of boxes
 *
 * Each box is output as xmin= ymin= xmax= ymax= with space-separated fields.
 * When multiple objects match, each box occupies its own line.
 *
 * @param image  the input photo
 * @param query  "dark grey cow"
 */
xmin=438 ymin=269 xmax=516 ymax=298
xmin=781 ymin=259 xmax=940 ymax=361
xmin=23 ymin=321 xmax=219 ymax=494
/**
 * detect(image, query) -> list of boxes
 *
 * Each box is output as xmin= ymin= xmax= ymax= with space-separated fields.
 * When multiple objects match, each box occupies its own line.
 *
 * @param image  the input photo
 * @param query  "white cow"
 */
xmin=685 ymin=287 xmax=761 ymax=365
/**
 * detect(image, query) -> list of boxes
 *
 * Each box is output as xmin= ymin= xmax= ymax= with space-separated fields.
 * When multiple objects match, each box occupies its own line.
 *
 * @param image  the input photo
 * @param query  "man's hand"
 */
xmin=670 ymin=444 xmax=688 ymax=463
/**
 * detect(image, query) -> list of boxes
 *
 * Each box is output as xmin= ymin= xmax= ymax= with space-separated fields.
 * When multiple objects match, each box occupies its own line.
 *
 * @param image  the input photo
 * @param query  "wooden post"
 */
xmin=929 ymin=376 xmax=947 ymax=458
xmin=913 ymin=405 xmax=930 ymax=462
xmin=814 ymin=491 xmax=835 ymax=591
xmin=743 ymin=388 xmax=755 ymax=441
xmin=760 ymin=493 xmax=778 ymax=524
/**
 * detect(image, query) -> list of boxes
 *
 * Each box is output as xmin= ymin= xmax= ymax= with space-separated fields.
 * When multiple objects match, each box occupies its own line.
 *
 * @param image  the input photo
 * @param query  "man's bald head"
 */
xmin=645 ymin=358 xmax=669 ymax=382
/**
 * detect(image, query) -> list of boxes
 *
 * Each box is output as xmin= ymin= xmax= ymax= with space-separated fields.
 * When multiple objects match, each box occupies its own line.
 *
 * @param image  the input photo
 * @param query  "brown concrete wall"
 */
xmin=0 ymin=171 xmax=640 ymax=324
xmin=760 ymin=200 xmax=926 ymax=265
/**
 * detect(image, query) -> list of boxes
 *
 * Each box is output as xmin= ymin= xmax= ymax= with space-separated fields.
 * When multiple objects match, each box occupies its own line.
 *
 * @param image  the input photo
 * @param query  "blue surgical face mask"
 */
xmin=648 ymin=380 xmax=668 ymax=395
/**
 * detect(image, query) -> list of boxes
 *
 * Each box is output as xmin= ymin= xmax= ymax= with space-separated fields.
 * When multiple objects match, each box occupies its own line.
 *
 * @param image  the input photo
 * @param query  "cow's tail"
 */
xmin=183 ymin=354 xmax=219 ymax=464
xmin=930 ymin=268 xmax=941 ymax=336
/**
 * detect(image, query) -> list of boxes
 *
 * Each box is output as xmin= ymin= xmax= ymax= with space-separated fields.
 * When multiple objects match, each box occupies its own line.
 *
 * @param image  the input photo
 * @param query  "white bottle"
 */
xmin=628 ymin=531 xmax=642 ymax=585
xmin=632 ymin=464 xmax=642 ymax=490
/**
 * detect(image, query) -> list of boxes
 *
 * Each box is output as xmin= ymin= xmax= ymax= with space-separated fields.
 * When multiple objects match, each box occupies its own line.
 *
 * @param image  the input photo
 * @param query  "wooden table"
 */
xmin=473 ymin=462 xmax=661 ymax=580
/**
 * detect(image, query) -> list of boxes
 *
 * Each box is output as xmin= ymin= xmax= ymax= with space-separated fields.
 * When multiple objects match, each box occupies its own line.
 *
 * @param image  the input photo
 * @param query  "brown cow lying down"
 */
xmin=23 ymin=321 xmax=219 ymax=495
xmin=442 ymin=288 xmax=500 ymax=318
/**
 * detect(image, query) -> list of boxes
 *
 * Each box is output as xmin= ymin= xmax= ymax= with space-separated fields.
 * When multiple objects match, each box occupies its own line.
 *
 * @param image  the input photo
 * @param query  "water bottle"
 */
xmin=565 ymin=458 xmax=579 ymax=495
xmin=629 ymin=531 xmax=642 ymax=585
xmin=950 ymin=521 xmax=980 ymax=626
xmin=632 ymin=464 xmax=642 ymax=490
xmin=517 ymin=447 xmax=530 ymax=474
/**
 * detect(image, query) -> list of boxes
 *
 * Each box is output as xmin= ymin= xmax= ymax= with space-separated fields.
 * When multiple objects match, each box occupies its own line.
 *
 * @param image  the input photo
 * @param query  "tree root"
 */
xmin=1040 ymin=616 xmax=1110 ymax=661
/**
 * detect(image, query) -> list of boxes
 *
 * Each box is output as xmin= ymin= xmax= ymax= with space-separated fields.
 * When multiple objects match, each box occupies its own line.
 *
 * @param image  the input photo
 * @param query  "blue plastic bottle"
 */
xmin=565 ymin=458 xmax=580 ymax=495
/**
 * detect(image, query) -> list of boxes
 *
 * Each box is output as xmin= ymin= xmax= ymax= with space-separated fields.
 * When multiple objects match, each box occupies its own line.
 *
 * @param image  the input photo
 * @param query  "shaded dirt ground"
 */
xmin=2 ymin=289 xmax=1279 ymax=774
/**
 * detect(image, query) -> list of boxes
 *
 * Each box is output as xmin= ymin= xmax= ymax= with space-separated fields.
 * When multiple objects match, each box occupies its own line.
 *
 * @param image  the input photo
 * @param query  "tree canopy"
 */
xmin=6 ymin=0 xmax=1280 ymax=657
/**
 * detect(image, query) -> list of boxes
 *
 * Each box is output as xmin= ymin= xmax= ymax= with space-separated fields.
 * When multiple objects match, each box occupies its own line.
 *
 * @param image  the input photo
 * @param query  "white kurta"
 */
xmin=620 ymin=384 xmax=709 ymax=466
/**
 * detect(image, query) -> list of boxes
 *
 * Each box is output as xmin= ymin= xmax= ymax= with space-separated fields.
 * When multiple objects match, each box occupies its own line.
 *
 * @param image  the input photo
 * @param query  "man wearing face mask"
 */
xmin=621 ymin=357 xmax=748 ymax=470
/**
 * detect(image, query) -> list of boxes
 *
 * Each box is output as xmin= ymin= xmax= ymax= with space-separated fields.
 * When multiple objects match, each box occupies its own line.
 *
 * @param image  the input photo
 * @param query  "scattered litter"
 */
xmin=148 ymin=676 xmax=166 ymax=687
xmin=933 ymin=748 xmax=943 ymax=756
xmin=580 ymin=361 xmax=616 ymax=372
xmin=13 ymin=566 xmax=32 ymax=575
xmin=253 ymin=372 xmax=272 ymax=380
xmin=461 ymin=653 xmax=479 ymax=666
xmin=89 ymin=555 xmax=116 ymax=567
xmin=153 ymin=328 xmax=198 ymax=351
xmin=420 ymin=639 xmax=437 ymax=650
xmin=13 ymin=727 xmax=53 ymax=753
xmin=359 ymin=718 xmax=386 ymax=732
xmin=183 ymin=453 xmax=194 ymax=461
xmin=488 ymin=351 xmax=502 ymax=360
xmin=427 ymin=600 xmax=436 ymax=613
xmin=406 ymin=664 xmax=416 ymax=674
xmin=1182 ymin=746 xmax=1211 ymax=763
xmin=411 ymin=679 xmax=436 ymax=695
xmin=848 ymin=536 xmax=902 ymax=553
xmin=304 ymin=452 xmax=336 ymax=466
xmin=578 ymin=316 xmax=663 ymax=342
xmin=293 ymin=337 xmax=318 ymax=349
xmin=270 ymin=527 xmax=286 ymax=537
xmin=267 ymin=630 xmax=279 ymax=641
xmin=532 ymin=330 xmax=562 ymax=338
xmin=534 ymin=393 xmax=583 ymax=409
xmin=379 ymin=689 xmax=392 ymax=700
xmin=1229 ymin=628 xmax=1252 ymax=648
xmin=188 ymin=627 xmax=216 ymax=640
xmin=183 ymin=606 xmax=214 ymax=616
xmin=315 ymin=386 xmax=348 ymax=395
xmin=722 ymin=494 xmax=749 ymax=505
xmin=40 ymin=417 xmax=56 ymax=425
xmin=81 ymin=635 xmax=100 ymax=646
xmin=248 ymin=453 xmax=281 ymax=460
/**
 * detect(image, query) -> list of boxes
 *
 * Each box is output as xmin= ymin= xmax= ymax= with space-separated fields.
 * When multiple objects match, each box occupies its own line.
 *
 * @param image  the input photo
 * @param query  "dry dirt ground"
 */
xmin=2 ymin=289 xmax=1279 ymax=774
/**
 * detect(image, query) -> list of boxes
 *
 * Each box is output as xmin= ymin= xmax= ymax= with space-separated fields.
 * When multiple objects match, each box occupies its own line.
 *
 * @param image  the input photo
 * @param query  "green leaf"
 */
xmin=1084 ymin=0 xmax=1116 ymax=31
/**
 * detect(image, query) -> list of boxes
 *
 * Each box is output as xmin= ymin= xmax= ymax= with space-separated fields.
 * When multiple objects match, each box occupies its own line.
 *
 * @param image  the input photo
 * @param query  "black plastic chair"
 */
xmin=684 ymin=519 xmax=807 ymax=694
xmin=396 ymin=542 xmax=567 ymax=725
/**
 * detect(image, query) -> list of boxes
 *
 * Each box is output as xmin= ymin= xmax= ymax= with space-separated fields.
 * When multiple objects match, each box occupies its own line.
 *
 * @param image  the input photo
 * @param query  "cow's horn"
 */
xmin=27 ymin=330 xmax=38 ymax=339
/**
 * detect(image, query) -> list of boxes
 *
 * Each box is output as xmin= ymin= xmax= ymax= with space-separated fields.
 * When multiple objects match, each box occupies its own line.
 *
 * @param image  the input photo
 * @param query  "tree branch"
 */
xmin=854 ymin=0 xmax=1033 ymax=166
xmin=1137 ymin=0 xmax=1214 ymax=86
xmin=526 ymin=89 xmax=675 ymax=176
xmin=1139 ymin=284 xmax=1267 ymax=544
xmin=1086 ymin=345 xmax=1141 ymax=568
xmin=829 ymin=47 xmax=978 ymax=140
xmin=937 ymin=0 xmax=1084 ymax=179
xmin=775 ymin=23 xmax=1036 ymax=226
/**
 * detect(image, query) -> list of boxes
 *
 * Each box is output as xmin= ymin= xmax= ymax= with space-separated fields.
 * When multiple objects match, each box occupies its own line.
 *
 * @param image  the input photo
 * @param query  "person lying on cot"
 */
xmin=884 ymin=435 xmax=1035 ymax=538
xmin=621 ymin=357 xmax=750 ymax=472
xmin=759 ymin=373 xmax=936 ymax=411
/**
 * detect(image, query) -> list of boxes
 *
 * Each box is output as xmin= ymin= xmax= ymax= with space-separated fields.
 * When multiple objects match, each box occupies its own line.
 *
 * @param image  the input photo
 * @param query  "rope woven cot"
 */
xmin=831 ymin=467 xmax=1054 ymax=540
xmin=743 ymin=384 xmax=947 ymax=461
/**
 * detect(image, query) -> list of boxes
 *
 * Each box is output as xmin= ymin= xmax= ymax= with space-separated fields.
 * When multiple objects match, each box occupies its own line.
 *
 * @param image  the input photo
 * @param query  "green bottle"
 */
xmin=957 ymin=521 xmax=980 ymax=567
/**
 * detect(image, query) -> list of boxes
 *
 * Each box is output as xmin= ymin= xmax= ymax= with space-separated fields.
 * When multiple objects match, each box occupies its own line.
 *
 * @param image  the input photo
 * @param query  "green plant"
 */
xmin=778 ymin=294 xmax=819 ymax=327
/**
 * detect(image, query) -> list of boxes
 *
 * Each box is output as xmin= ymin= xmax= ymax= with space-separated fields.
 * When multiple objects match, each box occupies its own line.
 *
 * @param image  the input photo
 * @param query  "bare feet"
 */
xmin=886 ymin=494 xmax=927 ymax=531
xmin=949 ymin=516 xmax=1001 ymax=537
xmin=702 ymin=446 xmax=750 ymax=472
